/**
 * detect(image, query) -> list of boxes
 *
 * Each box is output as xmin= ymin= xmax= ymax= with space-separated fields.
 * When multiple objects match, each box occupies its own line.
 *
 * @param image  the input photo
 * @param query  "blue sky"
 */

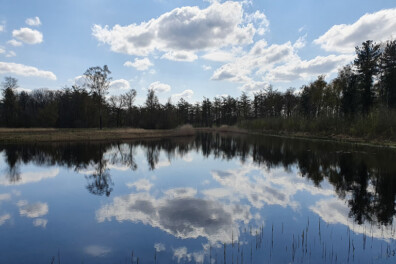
xmin=0 ymin=0 xmax=395 ymax=105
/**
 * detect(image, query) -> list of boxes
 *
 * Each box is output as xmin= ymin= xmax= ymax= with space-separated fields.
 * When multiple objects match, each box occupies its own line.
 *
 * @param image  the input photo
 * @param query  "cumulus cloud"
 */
xmin=266 ymin=54 xmax=353 ymax=82
xmin=25 ymin=17 xmax=41 ymax=27
xmin=0 ymin=62 xmax=56 ymax=80
xmin=310 ymin=198 xmax=396 ymax=240
xmin=161 ymin=51 xmax=198 ymax=62
xmin=0 ymin=168 xmax=59 ymax=186
xmin=0 ymin=47 xmax=4 ymax=54
xmin=205 ymin=161 xmax=334 ymax=210
xmin=96 ymin=190 xmax=251 ymax=243
xmin=314 ymin=8 xmax=396 ymax=53
xmin=244 ymin=10 xmax=269 ymax=35
xmin=124 ymin=58 xmax=153 ymax=71
xmin=17 ymin=200 xmax=48 ymax=218
xmin=148 ymin=81 xmax=171 ymax=93
xmin=92 ymin=1 xmax=259 ymax=57
xmin=202 ymin=47 xmax=243 ymax=62
xmin=109 ymin=79 xmax=130 ymax=90
xmin=171 ymin=89 xmax=194 ymax=101
xmin=12 ymin=27 xmax=43 ymax=44
xmin=7 ymin=39 xmax=22 ymax=47
xmin=211 ymin=40 xmax=296 ymax=83
xmin=241 ymin=81 xmax=270 ymax=92
xmin=126 ymin=178 xmax=153 ymax=191
xmin=0 ymin=25 xmax=4 ymax=32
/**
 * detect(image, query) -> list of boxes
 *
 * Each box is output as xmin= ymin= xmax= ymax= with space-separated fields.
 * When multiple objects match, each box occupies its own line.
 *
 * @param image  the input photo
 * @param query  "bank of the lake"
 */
xmin=0 ymin=126 xmax=196 ymax=143
xmin=2 ymin=126 xmax=396 ymax=148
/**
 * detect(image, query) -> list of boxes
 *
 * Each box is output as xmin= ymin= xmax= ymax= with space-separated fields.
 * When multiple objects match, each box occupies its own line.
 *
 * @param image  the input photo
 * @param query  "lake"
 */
xmin=0 ymin=133 xmax=395 ymax=263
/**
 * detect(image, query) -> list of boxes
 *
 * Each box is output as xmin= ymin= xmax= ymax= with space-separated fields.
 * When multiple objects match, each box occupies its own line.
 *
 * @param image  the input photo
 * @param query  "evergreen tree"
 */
xmin=379 ymin=40 xmax=396 ymax=108
xmin=354 ymin=40 xmax=381 ymax=114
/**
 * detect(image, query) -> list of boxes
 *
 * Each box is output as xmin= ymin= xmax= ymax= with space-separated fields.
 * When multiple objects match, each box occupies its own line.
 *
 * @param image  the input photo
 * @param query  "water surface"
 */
xmin=0 ymin=133 xmax=395 ymax=263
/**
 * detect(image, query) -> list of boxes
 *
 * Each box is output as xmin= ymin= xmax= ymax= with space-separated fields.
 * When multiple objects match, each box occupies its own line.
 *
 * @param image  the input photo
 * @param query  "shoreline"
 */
xmin=0 ymin=127 xmax=395 ymax=148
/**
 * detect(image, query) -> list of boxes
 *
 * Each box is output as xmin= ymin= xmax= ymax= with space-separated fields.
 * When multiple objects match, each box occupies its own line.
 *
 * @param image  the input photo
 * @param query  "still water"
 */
xmin=0 ymin=133 xmax=395 ymax=263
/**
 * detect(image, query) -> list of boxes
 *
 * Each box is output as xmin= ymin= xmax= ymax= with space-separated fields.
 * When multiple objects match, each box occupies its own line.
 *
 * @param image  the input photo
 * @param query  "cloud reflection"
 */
xmin=310 ymin=198 xmax=396 ymax=240
xmin=0 ymin=168 xmax=59 ymax=186
xmin=84 ymin=245 xmax=111 ymax=257
xmin=0 ymin=213 xmax=11 ymax=225
xmin=17 ymin=200 xmax=48 ymax=218
xmin=96 ymin=189 xmax=250 ymax=243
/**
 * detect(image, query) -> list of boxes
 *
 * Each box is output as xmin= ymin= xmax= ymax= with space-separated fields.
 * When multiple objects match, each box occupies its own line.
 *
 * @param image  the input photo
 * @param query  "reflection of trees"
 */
xmin=4 ymin=146 xmax=21 ymax=183
xmin=85 ymin=158 xmax=113 ymax=197
xmin=1 ymin=133 xmax=396 ymax=226
xmin=193 ymin=133 xmax=396 ymax=226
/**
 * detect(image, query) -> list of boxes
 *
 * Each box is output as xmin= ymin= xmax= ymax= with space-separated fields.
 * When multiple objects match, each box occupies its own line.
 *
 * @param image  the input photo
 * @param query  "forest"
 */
xmin=1 ymin=40 xmax=396 ymax=139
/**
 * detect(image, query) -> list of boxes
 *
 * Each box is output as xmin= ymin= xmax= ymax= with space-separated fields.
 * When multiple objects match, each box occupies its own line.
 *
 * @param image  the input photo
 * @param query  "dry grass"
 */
xmin=0 ymin=127 xmax=195 ymax=143
xmin=173 ymin=124 xmax=195 ymax=136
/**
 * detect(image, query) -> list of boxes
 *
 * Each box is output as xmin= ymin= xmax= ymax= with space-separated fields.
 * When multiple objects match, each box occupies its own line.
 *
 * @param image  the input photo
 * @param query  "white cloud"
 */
xmin=6 ymin=51 xmax=16 ymax=58
xmin=25 ymin=17 xmax=41 ymax=26
xmin=126 ymin=178 xmax=153 ymax=191
xmin=164 ymin=187 xmax=197 ymax=199
xmin=202 ymin=65 xmax=212 ymax=71
xmin=266 ymin=54 xmax=353 ymax=82
xmin=240 ymin=81 xmax=270 ymax=92
xmin=0 ymin=168 xmax=59 ymax=186
xmin=244 ymin=10 xmax=269 ymax=35
xmin=171 ymin=89 xmax=194 ymax=101
xmin=314 ymin=8 xmax=396 ymax=53
xmin=85 ymin=245 xmax=111 ymax=257
xmin=15 ymin=87 xmax=32 ymax=93
xmin=148 ymin=81 xmax=171 ymax=93
xmin=173 ymin=247 xmax=205 ymax=264
xmin=211 ymin=40 xmax=296 ymax=83
xmin=173 ymin=247 xmax=191 ymax=263
xmin=92 ymin=1 xmax=259 ymax=56
xmin=154 ymin=243 xmax=166 ymax=252
xmin=12 ymin=27 xmax=43 ymax=44
xmin=310 ymin=198 xmax=396 ymax=240
xmin=0 ymin=214 xmax=11 ymax=225
xmin=205 ymin=161 xmax=334 ymax=210
xmin=33 ymin=218 xmax=48 ymax=228
xmin=96 ymin=190 xmax=250 ymax=244
xmin=124 ymin=58 xmax=153 ymax=71
xmin=0 ymin=193 xmax=11 ymax=202
xmin=109 ymin=79 xmax=130 ymax=90
xmin=7 ymin=39 xmax=22 ymax=47
xmin=161 ymin=51 xmax=198 ymax=62
xmin=0 ymin=25 xmax=4 ymax=32
xmin=202 ymin=49 xmax=237 ymax=62
xmin=0 ymin=62 xmax=56 ymax=80
xmin=0 ymin=47 xmax=4 ymax=54
xmin=17 ymin=200 xmax=48 ymax=218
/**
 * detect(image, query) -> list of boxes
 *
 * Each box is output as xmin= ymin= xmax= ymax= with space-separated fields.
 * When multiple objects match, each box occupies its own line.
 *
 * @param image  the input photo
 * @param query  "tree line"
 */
xmin=1 ymin=39 xmax=396 ymax=130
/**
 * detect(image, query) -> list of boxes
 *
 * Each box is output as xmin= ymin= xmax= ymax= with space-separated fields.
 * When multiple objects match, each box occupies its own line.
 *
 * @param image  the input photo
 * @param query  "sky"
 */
xmin=0 ymin=0 xmax=395 ymax=105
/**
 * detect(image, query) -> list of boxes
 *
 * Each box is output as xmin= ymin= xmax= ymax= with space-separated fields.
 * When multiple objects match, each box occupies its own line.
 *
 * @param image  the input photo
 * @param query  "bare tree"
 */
xmin=83 ymin=65 xmax=111 ymax=129
xmin=109 ymin=95 xmax=125 ymax=127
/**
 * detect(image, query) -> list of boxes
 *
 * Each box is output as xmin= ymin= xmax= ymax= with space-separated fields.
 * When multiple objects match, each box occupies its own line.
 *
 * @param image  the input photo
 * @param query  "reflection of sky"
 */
xmin=0 ymin=144 xmax=395 ymax=263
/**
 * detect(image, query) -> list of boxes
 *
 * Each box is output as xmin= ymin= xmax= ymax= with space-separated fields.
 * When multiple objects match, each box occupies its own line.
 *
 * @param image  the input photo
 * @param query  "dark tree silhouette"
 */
xmin=354 ymin=40 xmax=381 ymax=114
xmin=83 ymin=65 xmax=111 ymax=129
